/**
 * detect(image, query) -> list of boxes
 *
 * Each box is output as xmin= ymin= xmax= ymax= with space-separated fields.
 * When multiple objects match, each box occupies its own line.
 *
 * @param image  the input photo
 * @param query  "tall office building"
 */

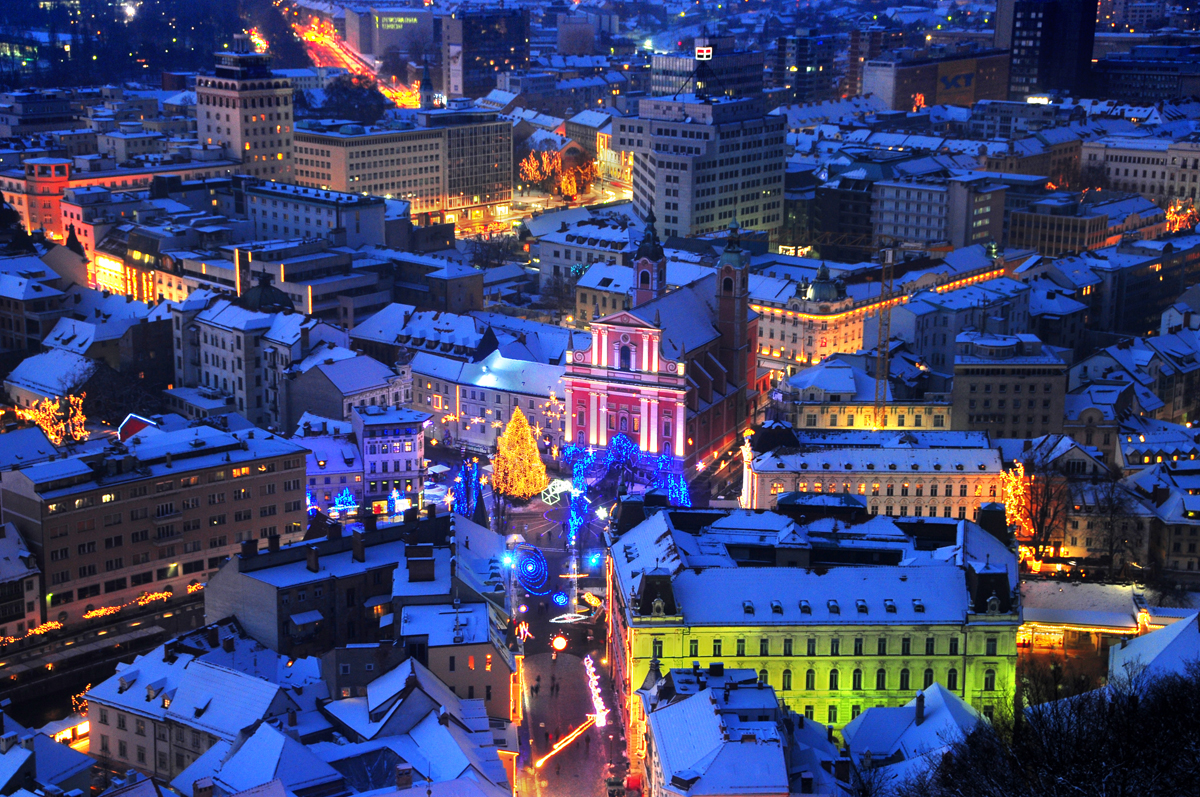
xmin=292 ymin=99 xmax=512 ymax=233
xmin=771 ymin=28 xmax=837 ymax=103
xmin=442 ymin=7 xmax=530 ymax=99
xmin=624 ymin=89 xmax=786 ymax=241
xmin=847 ymin=28 xmax=908 ymax=97
xmin=1001 ymin=0 xmax=1099 ymax=100
xmin=651 ymin=36 xmax=765 ymax=99
xmin=195 ymin=34 xmax=294 ymax=180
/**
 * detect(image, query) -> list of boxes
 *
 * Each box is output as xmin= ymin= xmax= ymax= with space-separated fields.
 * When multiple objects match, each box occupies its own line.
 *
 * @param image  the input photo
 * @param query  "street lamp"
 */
xmin=608 ymin=733 xmax=614 ymax=766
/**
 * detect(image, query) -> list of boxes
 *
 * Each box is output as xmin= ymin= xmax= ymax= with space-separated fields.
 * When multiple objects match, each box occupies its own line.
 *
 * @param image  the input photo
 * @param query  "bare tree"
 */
xmin=1011 ymin=455 xmax=1076 ymax=562
xmin=466 ymin=233 xmax=519 ymax=271
xmin=898 ymin=660 xmax=1200 ymax=797
xmin=1087 ymin=473 xmax=1142 ymax=580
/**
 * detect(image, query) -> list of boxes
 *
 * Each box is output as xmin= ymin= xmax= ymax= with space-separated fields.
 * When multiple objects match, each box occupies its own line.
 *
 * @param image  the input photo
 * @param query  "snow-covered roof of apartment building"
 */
xmin=842 ymin=684 xmax=981 ymax=787
xmin=4 ymin=348 xmax=97 ymax=401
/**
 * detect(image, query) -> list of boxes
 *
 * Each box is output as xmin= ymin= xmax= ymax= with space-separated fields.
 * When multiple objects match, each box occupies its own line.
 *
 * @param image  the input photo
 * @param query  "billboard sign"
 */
xmin=695 ymin=46 xmax=713 ymax=60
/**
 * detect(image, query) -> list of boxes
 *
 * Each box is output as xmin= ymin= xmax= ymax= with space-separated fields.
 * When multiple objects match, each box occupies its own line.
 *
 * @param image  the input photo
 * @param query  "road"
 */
xmin=289 ymin=16 xmax=420 ymax=108
xmin=428 ymin=450 xmax=625 ymax=795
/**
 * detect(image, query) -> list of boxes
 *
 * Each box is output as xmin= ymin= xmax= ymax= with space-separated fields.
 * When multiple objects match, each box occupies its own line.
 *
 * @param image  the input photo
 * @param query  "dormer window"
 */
xmin=743 ymin=600 xmax=754 ymax=615
xmin=912 ymin=599 xmax=925 ymax=613
xmin=856 ymin=599 xmax=868 ymax=614
xmin=771 ymin=600 xmax=783 ymax=615
xmin=827 ymin=599 xmax=840 ymax=615
xmin=885 ymin=599 xmax=897 ymax=613
xmin=799 ymin=600 xmax=811 ymax=614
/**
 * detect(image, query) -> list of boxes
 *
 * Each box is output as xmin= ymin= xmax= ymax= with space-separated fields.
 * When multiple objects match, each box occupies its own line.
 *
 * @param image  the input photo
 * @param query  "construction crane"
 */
xmin=874 ymin=246 xmax=898 ymax=430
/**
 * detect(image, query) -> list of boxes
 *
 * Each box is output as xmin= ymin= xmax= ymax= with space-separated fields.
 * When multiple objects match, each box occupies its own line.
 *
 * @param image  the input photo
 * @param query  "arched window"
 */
xmin=947 ymin=668 xmax=958 ymax=691
xmin=759 ymin=669 xmax=768 ymax=685
xmin=781 ymin=669 xmax=792 ymax=691
xmin=619 ymin=416 xmax=628 ymax=432
xmin=899 ymin=668 xmax=910 ymax=691
xmin=852 ymin=669 xmax=863 ymax=690
xmin=805 ymin=669 xmax=815 ymax=691
xmin=619 ymin=346 xmax=631 ymax=370
xmin=828 ymin=669 xmax=839 ymax=690
xmin=723 ymin=276 xmax=734 ymax=294
xmin=875 ymin=669 xmax=887 ymax=690
xmin=924 ymin=669 xmax=935 ymax=689
xmin=640 ymin=270 xmax=651 ymax=287
xmin=984 ymin=669 xmax=996 ymax=691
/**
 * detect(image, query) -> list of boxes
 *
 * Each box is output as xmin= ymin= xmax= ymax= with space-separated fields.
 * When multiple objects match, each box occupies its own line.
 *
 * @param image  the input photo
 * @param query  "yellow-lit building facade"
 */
xmin=740 ymin=436 xmax=1004 ymax=517
xmin=606 ymin=510 xmax=1021 ymax=759
xmin=751 ymin=264 xmax=1006 ymax=382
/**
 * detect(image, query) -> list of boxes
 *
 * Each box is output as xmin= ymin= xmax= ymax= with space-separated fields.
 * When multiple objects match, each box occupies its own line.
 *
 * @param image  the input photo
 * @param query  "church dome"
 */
xmin=804 ymin=262 xmax=843 ymax=303
xmin=239 ymin=270 xmax=294 ymax=313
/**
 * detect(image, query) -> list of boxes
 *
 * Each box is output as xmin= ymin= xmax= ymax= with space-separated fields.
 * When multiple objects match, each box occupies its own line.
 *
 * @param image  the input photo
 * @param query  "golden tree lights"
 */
xmin=492 ymin=408 xmax=548 ymax=500
xmin=1002 ymin=462 xmax=1033 ymax=540
xmin=16 ymin=393 xmax=87 ymax=446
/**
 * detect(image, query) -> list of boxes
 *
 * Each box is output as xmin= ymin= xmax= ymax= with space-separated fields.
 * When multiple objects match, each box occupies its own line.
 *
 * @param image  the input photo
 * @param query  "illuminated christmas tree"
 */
xmin=492 ymin=408 xmax=548 ymax=501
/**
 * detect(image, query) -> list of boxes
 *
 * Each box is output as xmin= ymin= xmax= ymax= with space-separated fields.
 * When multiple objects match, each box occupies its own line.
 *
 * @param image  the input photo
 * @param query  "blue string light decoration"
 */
xmin=605 ymin=433 xmax=640 ymax=473
xmin=333 ymin=488 xmax=358 ymax=512
xmin=306 ymin=490 xmax=318 ymax=516
xmin=561 ymin=444 xmax=600 ymax=546
xmin=516 ymin=546 xmax=551 ymax=595
xmin=552 ymin=591 xmax=569 ymax=606
xmin=652 ymin=452 xmax=692 ymax=507
xmin=451 ymin=458 xmax=482 ymax=519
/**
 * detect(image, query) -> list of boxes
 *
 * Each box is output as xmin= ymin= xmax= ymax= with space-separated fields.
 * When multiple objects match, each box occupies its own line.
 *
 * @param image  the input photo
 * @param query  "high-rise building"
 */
xmin=651 ymin=36 xmax=765 ymax=99
xmin=771 ymin=28 xmax=837 ymax=104
xmin=442 ymin=7 xmax=530 ymax=99
xmin=847 ymin=28 xmax=907 ymax=97
xmin=1001 ymin=0 xmax=1099 ymax=100
xmin=625 ymin=92 xmax=786 ymax=241
xmin=862 ymin=44 xmax=1011 ymax=111
xmin=292 ymin=99 xmax=512 ymax=233
xmin=195 ymin=34 xmax=295 ymax=180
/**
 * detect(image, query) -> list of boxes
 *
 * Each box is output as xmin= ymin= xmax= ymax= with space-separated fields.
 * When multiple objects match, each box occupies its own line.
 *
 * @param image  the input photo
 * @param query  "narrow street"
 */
xmin=516 ymin=652 xmax=625 ymax=797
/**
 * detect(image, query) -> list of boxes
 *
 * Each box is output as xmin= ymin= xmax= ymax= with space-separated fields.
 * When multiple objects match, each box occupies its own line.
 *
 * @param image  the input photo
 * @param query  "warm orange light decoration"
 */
xmin=911 ymin=93 xmax=926 ymax=112
xmin=188 ymin=583 xmax=205 ymax=594
xmin=71 ymin=684 xmax=90 ymax=715
xmin=67 ymin=394 xmax=89 ymax=443
xmin=0 ymin=621 xmax=63 ymax=647
xmin=1002 ymin=461 xmax=1032 ymax=541
xmin=81 ymin=590 xmax=173 ymax=620
xmin=247 ymin=27 xmax=269 ymax=53
xmin=519 ymin=151 xmax=544 ymax=183
xmin=1167 ymin=198 xmax=1199 ymax=233
xmin=534 ymin=717 xmax=595 ymax=769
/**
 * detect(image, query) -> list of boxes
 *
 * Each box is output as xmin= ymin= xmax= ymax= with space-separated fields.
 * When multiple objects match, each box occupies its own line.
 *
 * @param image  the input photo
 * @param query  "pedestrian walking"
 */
xmin=544 ymin=730 xmax=550 ymax=748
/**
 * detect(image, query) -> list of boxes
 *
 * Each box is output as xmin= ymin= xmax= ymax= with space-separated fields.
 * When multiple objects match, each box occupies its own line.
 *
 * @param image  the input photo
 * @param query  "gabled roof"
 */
xmin=842 ymin=684 xmax=980 ymax=785
xmin=211 ymin=723 xmax=342 ymax=796
xmin=4 ymin=348 xmax=97 ymax=399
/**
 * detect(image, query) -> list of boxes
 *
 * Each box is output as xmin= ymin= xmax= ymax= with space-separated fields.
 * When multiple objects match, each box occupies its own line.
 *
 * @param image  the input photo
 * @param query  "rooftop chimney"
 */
xmin=287 ymin=708 xmax=297 ymax=727
xmin=407 ymin=557 xmax=435 ymax=582
xmin=193 ymin=778 xmax=214 ymax=797
xmin=915 ymin=691 xmax=925 ymax=725
xmin=352 ymin=530 xmax=365 ymax=563
xmin=206 ymin=627 xmax=219 ymax=648
xmin=267 ymin=534 xmax=280 ymax=553
xmin=222 ymin=636 xmax=234 ymax=653
xmin=306 ymin=545 xmax=320 ymax=573
xmin=240 ymin=539 xmax=258 ymax=558
xmin=395 ymin=764 xmax=413 ymax=791
xmin=327 ymin=523 xmax=342 ymax=541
